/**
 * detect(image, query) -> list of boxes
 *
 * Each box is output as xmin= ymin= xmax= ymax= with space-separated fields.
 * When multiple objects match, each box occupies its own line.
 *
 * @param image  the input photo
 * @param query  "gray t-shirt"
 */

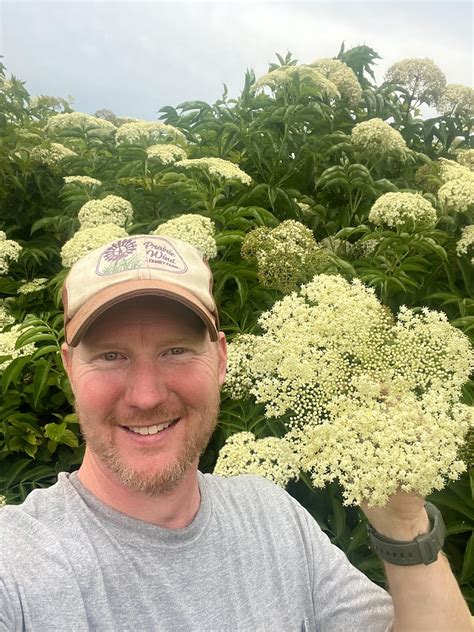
xmin=0 ymin=471 xmax=394 ymax=631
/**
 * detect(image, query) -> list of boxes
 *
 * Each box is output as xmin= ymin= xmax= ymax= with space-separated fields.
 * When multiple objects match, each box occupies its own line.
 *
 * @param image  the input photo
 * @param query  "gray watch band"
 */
xmin=367 ymin=502 xmax=446 ymax=566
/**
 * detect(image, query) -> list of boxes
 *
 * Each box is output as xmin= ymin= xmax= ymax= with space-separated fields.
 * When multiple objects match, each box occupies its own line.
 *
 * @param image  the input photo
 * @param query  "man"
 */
xmin=0 ymin=234 xmax=471 ymax=631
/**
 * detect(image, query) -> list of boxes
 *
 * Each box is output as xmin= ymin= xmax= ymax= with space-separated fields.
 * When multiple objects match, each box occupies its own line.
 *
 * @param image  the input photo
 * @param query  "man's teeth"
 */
xmin=126 ymin=419 xmax=176 ymax=435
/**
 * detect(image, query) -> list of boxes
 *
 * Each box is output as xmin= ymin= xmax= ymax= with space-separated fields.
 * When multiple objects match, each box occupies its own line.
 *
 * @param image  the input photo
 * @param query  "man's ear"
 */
xmin=60 ymin=342 xmax=73 ymax=380
xmin=216 ymin=332 xmax=227 ymax=386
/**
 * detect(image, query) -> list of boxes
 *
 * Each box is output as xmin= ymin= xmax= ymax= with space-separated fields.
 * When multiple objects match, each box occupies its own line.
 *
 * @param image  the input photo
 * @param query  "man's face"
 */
xmin=62 ymin=296 xmax=227 ymax=496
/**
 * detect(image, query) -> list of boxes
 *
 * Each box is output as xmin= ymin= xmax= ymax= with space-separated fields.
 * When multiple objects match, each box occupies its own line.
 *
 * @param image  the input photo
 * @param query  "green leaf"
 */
xmin=2 ymin=355 xmax=32 ymax=393
xmin=32 ymin=360 xmax=52 ymax=409
xmin=460 ymin=535 xmax=474 ymax=584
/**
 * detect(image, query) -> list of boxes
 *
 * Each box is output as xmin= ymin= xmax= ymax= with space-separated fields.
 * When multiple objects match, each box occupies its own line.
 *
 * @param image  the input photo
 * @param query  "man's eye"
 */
xmin=168 ymin=348 xmax=185 ymax=356
xmin=102 ymin=352 xmax=120 ymax=361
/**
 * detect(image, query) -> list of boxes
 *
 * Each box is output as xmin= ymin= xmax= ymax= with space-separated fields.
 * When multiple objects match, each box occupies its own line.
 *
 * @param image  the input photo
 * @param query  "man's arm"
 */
xmin=362 ymin=493 xmax=472 ymax=632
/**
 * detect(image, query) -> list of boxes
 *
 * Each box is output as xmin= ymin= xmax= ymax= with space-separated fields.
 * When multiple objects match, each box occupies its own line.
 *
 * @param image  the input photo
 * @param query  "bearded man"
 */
xmin=0 ymin=235 xmax=471 ymax=631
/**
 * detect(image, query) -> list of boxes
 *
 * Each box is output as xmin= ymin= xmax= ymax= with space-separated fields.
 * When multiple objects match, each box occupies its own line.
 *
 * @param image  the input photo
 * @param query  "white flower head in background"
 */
xmin=146 ymin=144 xmax=187 ymax=164
xmin=0 ymin=231 xmax=22 ymax=275
xmin=456 ymin=225 xmax=474 ymax=264
xmin=310 ymin=58 xmax=362 ymax=105
xmin=153 ymin=214 xmax=217 ymax=259
xmin=384 ymin=58 xmax=446 ymax=107
xmin=60 ymin=224 xmax=128 ymax=267
xmin=368 ymin=192 xmax=438 ymax=230
xmin=351 ymin=118 xmax=407 ymax=160
xmin=63 ymin=175 xmax=102 ymax=187
xmin=18 ymin=278 xmax=48 ymax=295
xmin=175 ymin=157 xmax=252 ymax=185
xmin=31 ymin=143 xmax=77 ymax=167
xmin=77 ymin=195 xmax=134 ymax=229
xmin=116 ymin=120 xmax=186 ymax=146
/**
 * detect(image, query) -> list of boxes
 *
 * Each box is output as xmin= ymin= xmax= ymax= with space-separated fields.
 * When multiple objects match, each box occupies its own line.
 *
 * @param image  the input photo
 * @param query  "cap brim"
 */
xmin=65 ymin=279 xmax=219 ymax=346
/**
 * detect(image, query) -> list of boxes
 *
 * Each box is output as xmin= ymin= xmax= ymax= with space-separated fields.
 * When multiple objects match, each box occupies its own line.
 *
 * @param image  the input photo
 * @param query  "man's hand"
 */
xmin=360 ymin=490 xmax=430 ymax=540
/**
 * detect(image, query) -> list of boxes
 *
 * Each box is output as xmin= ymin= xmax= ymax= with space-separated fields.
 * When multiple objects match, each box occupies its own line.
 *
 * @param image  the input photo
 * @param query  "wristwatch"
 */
xmin=367 ymin=502 xmax=446 ymax=566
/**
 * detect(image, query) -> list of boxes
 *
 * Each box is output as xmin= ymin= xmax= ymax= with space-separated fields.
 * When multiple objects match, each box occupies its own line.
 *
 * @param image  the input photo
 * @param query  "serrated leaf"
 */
xmin=2 ymin=355 xmax=32 ymax=393
xmin=32 ymin=360 xmax=51 ymax=409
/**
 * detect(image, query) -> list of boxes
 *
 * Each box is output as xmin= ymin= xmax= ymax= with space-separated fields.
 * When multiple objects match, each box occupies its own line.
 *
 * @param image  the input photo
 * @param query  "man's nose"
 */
xmin=123 ymin=361 xmax=169 ymax=409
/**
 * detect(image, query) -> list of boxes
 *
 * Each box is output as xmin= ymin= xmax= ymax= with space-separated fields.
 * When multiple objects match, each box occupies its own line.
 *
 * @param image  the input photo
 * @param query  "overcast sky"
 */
xmin=0 ymin=1 xmax=472 ymax=119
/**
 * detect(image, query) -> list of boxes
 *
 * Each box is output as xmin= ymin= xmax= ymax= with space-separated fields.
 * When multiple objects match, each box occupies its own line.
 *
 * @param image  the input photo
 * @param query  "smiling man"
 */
xmin=0 ymin=235 xmax=471 ymax=631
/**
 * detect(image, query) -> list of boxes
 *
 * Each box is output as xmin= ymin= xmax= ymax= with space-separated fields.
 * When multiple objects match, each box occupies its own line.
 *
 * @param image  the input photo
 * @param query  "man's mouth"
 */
xmin=121 ymin=418 xmax=180 ymax=436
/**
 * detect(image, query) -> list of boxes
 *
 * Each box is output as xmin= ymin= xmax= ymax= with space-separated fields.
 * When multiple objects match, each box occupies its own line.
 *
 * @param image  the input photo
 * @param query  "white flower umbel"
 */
xmin=214 ymin=431 xmax=301 ymax=488
xmin=437 ymin=158 xmax=472 ymax=184
xmin=0 ymin=495 xmax=5 ymax=509
xmin=0 ymin=231 xmax=22 ymax=275
xmin=0 ymin=304 xmax=15 ymax=328
xmin=310 ymin=58 xmax=362 ymax=105
xmin=368 ymin=192 xmax=437 ymax=230
xmin=116 ymin=121 xmax=185 ymax=146
xmin=146 ymin=144 xmax=187 ymax=164
xmin=241 ymin=220 xmax=332 ymax=293
xmin=77 ymin=195 xmax=134 ymax=229
xmin=252 ymin=65 xmax=340 ymax=100
xmin=31 ymin=143 xmax=77 ymax=167
xmin=457 ymin=149 xmax=474 ymax=171
xmin=153 ymin=214 xmax=217 ymax=259
xmin=0 ymin=324 xmax=36 ymax=371
xmin=61 ymin=224 xmax=128 ymax=267
xmin=437 ymin=84 xmax=474 ymax=115
xmin=63 ymin=175 xmax=102 ymax=187
xmin=45 ymin=112 xmax=116 ymax=137
xmin=224 ymin=274 xmax=473 ymax=507
xmin=351 ymin=118 xmax=407 ymax=160
xmin=18 ymin=278 xmax=48 ymax=295
xmin=456 ymin=225 xmax=474 ymax=263
xmin=175 ymin=157 xmax=252 ymax=185
xmin=384 ymin=58 xmax=446 ymax=107
xmin=438 ymin=176 xmax=474 ymax=214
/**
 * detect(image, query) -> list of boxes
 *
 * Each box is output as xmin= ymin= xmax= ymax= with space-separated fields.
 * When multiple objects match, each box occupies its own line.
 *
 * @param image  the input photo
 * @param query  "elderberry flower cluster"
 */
xmin=241 ymin=220 xmax=332 ymax=293
xmin=0 ymin=324 xmax=36 ymax=371
xmin=31 ymin=143 xmax=76 ymax=167
xmin=437 ymin=158 xmax=471 ymax=184
xmin=437 ymin=84 xmax=474 ymax=115
xmin=384 ymin=58 xmax=446 ymax=107
xmin=63 ymin=175 xmax=102 ymax=187
xmin=77 ymin=195 xmax=134 ymax=229
xmin=116 ymin=121 xmax=185 ymax=146
xmin=223 ymin=274 xmax=473 ymax=507
xmin=45 ymin=112 xmax=116 ymax=136
xmin=310 ymin=58 xmax=362 ymax=105
xmin=0 ymin=496 xmax=5 ymax=509
xmin=61 ymin=224 xmax=128 ymax=267
xmin=18 ymin=278 xmax=48 ymax=295
xmin=438 ymin=177 xmax=474 ymax=214
xmin=153 ymin=214 xmax=217 ymax=259
xmin=368 ymin=192 xmax=437 ymax=230
xmin=351 ymin=118 xmax=407 ymax=160
xmin=0 ymin=304 xmax=14 ymax=328
xmin=456 ymin=225 xmax=474 ymax=262
xmin=146 ymin=144 xmax=187 ymax=164
xmin=457 ymin=150 xmax=474 ymax=171
xmin=175 ymin=157 xmax=252 ymax=185
xmin=0 ymin=231 xmax=22 ymax=275
xmin=214 ymin=432 xmax=300 ymax=488
xmin=251 ymin=65 xmax=340 ymax=100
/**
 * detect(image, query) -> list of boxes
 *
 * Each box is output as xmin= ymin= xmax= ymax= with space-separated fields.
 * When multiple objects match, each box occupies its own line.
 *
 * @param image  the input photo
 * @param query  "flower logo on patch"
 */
xmin=103 ymin=238 xmax=137 ymax=262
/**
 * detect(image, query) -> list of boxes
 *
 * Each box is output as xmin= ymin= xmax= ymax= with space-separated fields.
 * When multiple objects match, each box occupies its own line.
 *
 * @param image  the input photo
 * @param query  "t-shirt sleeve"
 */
xmin=292 ymin=497 xmax=394 ymax=632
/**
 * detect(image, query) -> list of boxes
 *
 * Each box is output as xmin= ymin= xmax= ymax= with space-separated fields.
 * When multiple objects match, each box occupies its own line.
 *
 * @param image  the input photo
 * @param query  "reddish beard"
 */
xmin=75 ymin=394 xmax=220 ymax=496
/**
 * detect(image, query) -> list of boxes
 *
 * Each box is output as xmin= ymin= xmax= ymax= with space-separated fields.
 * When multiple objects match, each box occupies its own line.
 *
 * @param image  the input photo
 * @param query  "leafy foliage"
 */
xmin=0 ymin=47 xmax=472 ymax=606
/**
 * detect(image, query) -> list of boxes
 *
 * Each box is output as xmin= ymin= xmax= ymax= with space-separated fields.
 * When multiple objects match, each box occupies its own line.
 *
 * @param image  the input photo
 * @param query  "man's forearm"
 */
xmin=384 ymin=552 xmax=471 ymax=632
xmin=372 ymin=509 xmax=471 ymax=631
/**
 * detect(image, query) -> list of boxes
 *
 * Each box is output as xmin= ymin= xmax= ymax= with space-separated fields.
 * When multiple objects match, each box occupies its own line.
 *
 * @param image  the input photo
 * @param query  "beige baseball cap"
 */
xmin=62 ymin=234 xmax=219 ymax=346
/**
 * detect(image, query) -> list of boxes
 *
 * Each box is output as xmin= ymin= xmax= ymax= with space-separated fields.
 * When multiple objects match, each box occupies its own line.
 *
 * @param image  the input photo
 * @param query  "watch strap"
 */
xmin=367 ymin=502 xmax=445 ymax=566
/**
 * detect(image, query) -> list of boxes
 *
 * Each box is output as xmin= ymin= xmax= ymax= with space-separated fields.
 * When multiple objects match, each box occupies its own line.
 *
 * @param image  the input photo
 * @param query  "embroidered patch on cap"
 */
xmin=96 ymin=236 xmax=188 ymax=276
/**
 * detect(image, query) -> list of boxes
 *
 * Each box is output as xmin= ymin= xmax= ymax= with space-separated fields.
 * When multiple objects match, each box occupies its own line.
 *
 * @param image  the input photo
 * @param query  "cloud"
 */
xmin=1 ymin=1 xmax=472 ymax=118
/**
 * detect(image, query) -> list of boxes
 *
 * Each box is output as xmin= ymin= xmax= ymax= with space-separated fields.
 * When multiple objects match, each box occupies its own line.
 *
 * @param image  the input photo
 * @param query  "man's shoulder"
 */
xmin=0 ymin=472 xmax=72 ymax=539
